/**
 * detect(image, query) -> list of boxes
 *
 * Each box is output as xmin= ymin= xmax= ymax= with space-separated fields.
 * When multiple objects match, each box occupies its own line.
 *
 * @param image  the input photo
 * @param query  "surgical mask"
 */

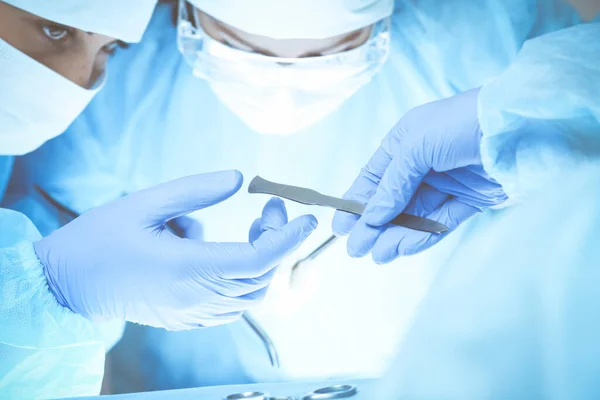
xmin=0 ymin=39 xmax=103 ymax=156
xmin=177 ymin=2 xmax=391 ymax=135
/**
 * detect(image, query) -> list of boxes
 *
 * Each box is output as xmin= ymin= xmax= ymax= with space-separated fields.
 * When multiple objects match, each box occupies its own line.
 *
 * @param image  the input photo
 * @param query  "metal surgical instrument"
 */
xmin=302 ymin=384 xmax=358 ymax=399
xmin=242 ymin=313 xmax=280 ymax=368
xmin=225 ymin=392 xmax=266 ymax=400
xmin=248 ymin=176 xmax=448 ymax=234
xmin=289 ymin=235 xmax=338 ymax=286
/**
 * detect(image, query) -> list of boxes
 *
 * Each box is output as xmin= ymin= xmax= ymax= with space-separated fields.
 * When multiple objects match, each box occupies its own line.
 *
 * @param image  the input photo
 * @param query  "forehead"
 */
xmin=198 ymin=11 xmax=371 ymax=59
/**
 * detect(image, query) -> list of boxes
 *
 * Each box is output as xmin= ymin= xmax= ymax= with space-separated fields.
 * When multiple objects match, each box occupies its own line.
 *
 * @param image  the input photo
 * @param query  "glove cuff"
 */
xmin=33 ymin=238 xmax=73 ymax=311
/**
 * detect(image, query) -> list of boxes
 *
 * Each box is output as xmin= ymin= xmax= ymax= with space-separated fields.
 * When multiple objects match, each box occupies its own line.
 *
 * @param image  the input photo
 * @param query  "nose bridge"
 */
xmin=79 ymin=34 xmax=109 ymax=89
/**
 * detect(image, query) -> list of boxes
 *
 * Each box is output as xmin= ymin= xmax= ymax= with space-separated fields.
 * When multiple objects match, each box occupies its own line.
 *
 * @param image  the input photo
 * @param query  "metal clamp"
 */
xmin=302 ymin=384 xmax=358 ymax=399
xmin=225 ymin=392 xmax=266 ymax=400
xmin=265 ymin=397 xmax=295 ymax=400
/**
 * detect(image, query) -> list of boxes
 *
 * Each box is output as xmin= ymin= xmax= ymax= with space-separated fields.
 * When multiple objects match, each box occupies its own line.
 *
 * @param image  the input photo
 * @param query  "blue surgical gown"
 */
xmin=0 ymin=156 xmax=107 ymax=399
xmin=377 ymin=167 xmax=600 ymax=399
xmin=377 ymin=22 xmax=600 ymax=399
xmin=4 ymin=0 xmax=583 ymax=392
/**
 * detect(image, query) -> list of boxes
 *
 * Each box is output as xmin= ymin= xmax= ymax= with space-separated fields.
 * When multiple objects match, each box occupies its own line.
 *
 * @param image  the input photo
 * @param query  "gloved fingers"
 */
xmin=370 ymin=225 xmax=417 ymax=264
xmin=332 ymin=211 xmax=360 ymax=237
xmin=429 ymin=198 xmax=479 ymax=231
xmin=366 ymin=185 xmax=449 ymax=263
xmin=236 ymin=284 xmax=270 ymax=302
xmin=167 ymin=215 xmax=204 ymax=240
xmin=340 ymin=160 xmax=434 ymax=257
xmin=249 ymin=218 xmax=263 ymax=243
xmin=215 ymin=268 xmax=276 ymax=298
xmin=214 ymin=214 xmax=318 ymax=279
xmin=185 ymin=291 xmax=268 ymax=326
xmin=346 ymin=221 xmax=385 ymax=258
xmin=194 ymin=311 xmax=245 ymax=328
xmin=182 ymin=287 xmax=268 ymax=322
xmin=216 ymin=286 xmax=271 ymax=310
xmin=376 ymin=198 xmax=479 ymax=262
xmin=443 ymin=168 xmax=508 ymax=207
xmin=249 ymin=198 xmax=289 ymax=242
xmin=361 ymin=149 xmax=427 ymax=227
xmin=408 ymin=183 xmax=450 ymax=216
xmin=247 ymin=214 xmax=318 ymax=277
xmin=126 ymin=170 xmax=243 ymax=226
xmin=423 ymin=169 xmax=507 ymax=210
xmin=332 ymin=145 xmax=394 ymax=236
xmin=398 ymin=198 xmax=481 ymax=256
xmin=348 ymin=185 xmax=447 ymax=261
xmin=259 ymin=197 xmax=288 ymax=231
xmin=160 ymin=299 xmax=247 ymax=330
xmin=213 ymin=311 xmax=244 ymax=323
xmin=332 ymin=173 xmax=440 ymax=237
xmin=331 ymin=171 xmax=380 ymax=238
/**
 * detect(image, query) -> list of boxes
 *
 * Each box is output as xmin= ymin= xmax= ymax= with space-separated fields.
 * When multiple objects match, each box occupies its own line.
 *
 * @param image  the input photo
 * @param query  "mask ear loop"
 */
xmin=177 ymin=0 xmax=198 ymax=31
xmin=191 ymin=2 xmax=202 ymax=30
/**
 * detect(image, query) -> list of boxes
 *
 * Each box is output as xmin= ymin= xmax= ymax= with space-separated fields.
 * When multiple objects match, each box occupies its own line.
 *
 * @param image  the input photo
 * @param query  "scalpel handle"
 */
xmin=248 ymin=176 xmax=449 ymax=234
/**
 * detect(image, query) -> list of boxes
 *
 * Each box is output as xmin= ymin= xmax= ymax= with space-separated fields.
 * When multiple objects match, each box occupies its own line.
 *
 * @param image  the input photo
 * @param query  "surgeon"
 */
xmin=373 ymin=22 xmax=600 ymax=398
xmin=5 ymin=0 xmax=582 ymax=393
xmin=0 ymin=1 xmax=316 ymax=398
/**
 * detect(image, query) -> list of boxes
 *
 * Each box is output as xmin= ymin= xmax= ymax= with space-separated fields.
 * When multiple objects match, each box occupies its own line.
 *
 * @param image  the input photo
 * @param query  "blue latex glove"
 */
xmin=333 ymin=89 xmax=507 ymax=263
xmin=34 ymin=170 xmax=317 ymax=330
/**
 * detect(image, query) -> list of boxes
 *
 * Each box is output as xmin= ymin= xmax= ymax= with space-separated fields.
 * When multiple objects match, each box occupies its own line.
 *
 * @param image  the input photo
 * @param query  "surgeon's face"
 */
xmin=0 ymin=1 xmax=120 ymax=88
xmin=198 ymin=11 xmax=372 ymax=58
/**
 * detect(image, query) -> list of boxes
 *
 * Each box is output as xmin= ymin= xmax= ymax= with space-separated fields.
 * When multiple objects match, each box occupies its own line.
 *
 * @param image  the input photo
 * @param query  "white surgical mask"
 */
xmin=0 ymin=39 xmax=103 ymax=156
xmin=207 ymin=73 xmax=377 ymax=135
xmin=177 ymin=1 xmax=391 ymax=135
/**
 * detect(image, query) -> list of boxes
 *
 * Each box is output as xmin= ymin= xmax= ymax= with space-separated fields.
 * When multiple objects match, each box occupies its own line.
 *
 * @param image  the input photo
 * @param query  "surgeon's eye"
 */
xmin=40 ymin=22 xmax=74 ymax=42
xmin=102 ymin=41 xmax=119 ymax=55
xmin=102 ymin=41 xmax=129 ymax=55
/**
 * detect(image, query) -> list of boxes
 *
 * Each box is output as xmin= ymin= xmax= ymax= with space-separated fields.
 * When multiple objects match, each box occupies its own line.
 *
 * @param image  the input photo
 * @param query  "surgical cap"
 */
xmin=3 ymin=0 xmax=158 ymax=43
xmin=189 ymin=0 xmax=394 ymax=39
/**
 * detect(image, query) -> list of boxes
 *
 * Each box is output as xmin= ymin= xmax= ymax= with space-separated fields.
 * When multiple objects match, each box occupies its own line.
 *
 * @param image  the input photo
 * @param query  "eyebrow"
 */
xmin=214 ymin=19 xmax=369 ymax=58
xmin=216 ymin=20 xmax=279 ymax=57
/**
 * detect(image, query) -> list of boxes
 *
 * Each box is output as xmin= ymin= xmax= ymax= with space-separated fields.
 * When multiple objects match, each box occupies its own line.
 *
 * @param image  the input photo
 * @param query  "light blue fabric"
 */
xmin=5 ymin=0 xmax=580 ymax=391
xmin=0 ymin=160 xmax=128 ymax=398
xmin=0 ymin=157 xmax=14 ymax=200
xmin=0 ymin=204 xmax=105 ymax=397
xmin=108 ymin=320 xmax=280 ymax=393
xmin=377 ymin=163 xmax=600 ymax=399
xmin=377 ymin=23 xmax=600 ymax=399
xmin=479 ymin=22 xmax=600 ymax=198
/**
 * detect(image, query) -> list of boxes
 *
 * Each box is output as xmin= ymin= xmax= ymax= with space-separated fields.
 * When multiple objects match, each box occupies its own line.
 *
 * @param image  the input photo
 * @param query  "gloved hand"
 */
xmin=333 ymin=89 xmax=507 ymax=263
xmin=34 ymin=170 xmax=317 ymax=330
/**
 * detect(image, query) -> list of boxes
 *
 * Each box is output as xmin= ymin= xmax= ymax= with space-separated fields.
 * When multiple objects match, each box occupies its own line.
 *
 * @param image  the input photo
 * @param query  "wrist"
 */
xmin=34 ymin=239 xmax=73 ymax=312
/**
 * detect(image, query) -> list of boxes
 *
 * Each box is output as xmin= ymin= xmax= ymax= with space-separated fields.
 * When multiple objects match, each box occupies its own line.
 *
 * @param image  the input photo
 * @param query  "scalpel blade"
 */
xmin=248 ymin=176 xmax=448 ymax=234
